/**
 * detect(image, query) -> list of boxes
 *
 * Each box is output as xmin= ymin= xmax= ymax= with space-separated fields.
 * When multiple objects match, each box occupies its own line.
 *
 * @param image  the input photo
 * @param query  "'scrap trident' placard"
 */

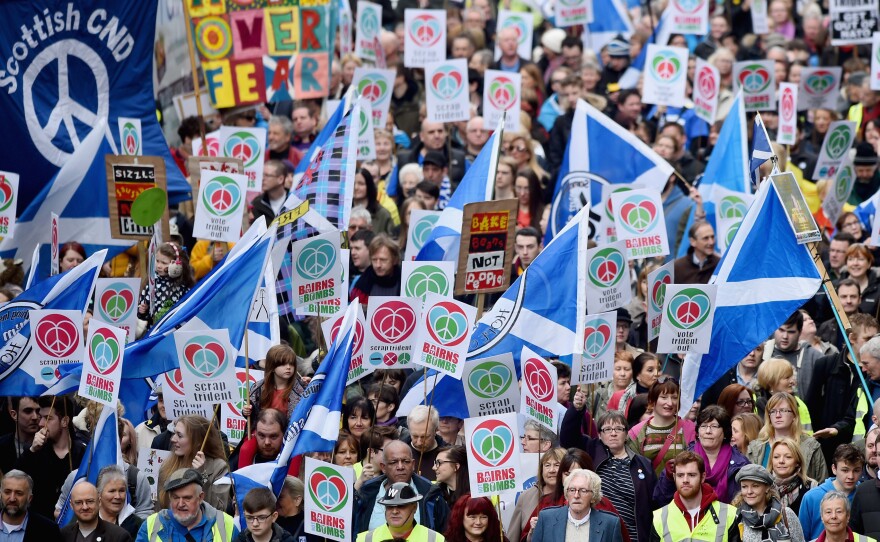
xmin=414 ymin=293 xmax=477 ymax=379
xmin=462 ymin=353 xmax=521 ymax=417
xmin=657 ymin=284 xmax=717 ymax=354
xmin=291 ymin=231 xmax=342 ymax=308
xmin=173 ymin=328 xmax=239 ymax=405
xmin=322 ymin=304 xmax=370 ymax=385
xmin=365 ymin=296 xmax=421 ymax=370
xmin=465 ymin=412 xmax=521 ymax=497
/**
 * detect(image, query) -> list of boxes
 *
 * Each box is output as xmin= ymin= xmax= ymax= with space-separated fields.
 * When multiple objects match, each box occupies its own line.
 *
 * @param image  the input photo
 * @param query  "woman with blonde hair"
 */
xmin=157 ymin=414 xmax=229 ymax=511
xmin=504 ymin=133 xmax=549 ymax=188
xmin=768 ymin=437 xmax=817 ymax=514
xmin=755 ymin=358 xmax=813 ymax=433
xmin=731 ymin=413 xmax=762 ymax=453
xmin=730 ymin=464 xmax=805 ymax=541
xmin=746 ymin=392 xmax=826 ymax=483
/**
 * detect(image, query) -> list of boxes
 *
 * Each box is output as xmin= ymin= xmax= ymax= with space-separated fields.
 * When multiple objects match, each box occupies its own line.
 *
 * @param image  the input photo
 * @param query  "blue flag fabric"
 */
xmin=587 ymin=0 xmax=635 ymax=53
xmin=750 ymin=114 xmax=774 ymax=187
xmin=618 ymin=10 xmax=672 ymax=89
xmin=416 ymin=129 xmax=500 ymax=263
xmin=678 ymin=178 xmax=822 ymax=413
xmin=0 ymin=0 xmax=191 ymax=212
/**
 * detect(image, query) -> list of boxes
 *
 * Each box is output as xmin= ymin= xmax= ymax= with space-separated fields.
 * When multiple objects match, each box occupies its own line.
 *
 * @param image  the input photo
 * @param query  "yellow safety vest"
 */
xmin=653 ymin=500 xmax=736 ymax=542
xmin=853 ymin=533 xmax=878 ymax=542
xmin=796 ymin=396 xmax=813 ymax=436
xmin=849 ymin=103 xmax=864 ymax=130
xmin=855 ymin=387 xmax=868 ymax=438
xmin=356 ymin=524 xmax=445 ymax=542
xmin=145 ymin=510 xmax=235 ymax=542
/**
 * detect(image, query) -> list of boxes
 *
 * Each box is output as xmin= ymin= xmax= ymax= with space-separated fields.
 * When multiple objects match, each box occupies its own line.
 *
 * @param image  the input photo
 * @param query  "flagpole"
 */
xmin=200 ymin=405 xmax=220 ymax=453
xmin=417 ymin=372 xmax=440 ymax=475
xmin=245 ymin=331 xmax=251 ymax=438
xmin=182 ymin=0 xmax=208 ymax=150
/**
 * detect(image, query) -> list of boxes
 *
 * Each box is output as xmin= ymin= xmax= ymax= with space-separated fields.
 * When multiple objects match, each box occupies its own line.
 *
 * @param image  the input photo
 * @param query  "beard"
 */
xmin=172 ymin=510 xmax=201 ymax=527
xmin=2 ymin=503 xmax=25 ymax=518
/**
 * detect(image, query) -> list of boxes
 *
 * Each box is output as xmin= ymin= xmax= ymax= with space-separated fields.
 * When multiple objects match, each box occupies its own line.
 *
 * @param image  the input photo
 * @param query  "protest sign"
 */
xmin=556 ymin=0 xmax=593 ymax=27
xmin=734 ymin=60 xmax=776 ymax=111
xmin=137 ymin=448 xmax=171 ymax=503
xmin=498 ymin=453 xmax=540 ymax=529
xmin=462 ymin=354 xmax=520 ymax=417
xmin=573 ymin=311 xmax=617 ymax=385
xmin=647 ymin=262 xmax=675 ymax=341
xmin=822 ymin=157 xmax=855 ymax=226
xmin=104 ymin=156 xmax=170 ymax=240
xmin=405 ymin=210 xmax=442 ymax=260
xmin=193 ymin=170 xmax=247 ymax=242
xmin=356 ymin=1 xmax=383 ymax=63
xmin=597 ymin=185 xmax=639 ymax=243
xmin=519 ymin=347 xmax=558 ymax=431
xmin=642 ymin=45 xmax=689 ymax=108
xmin=777 ymin=83 xmax=798 ymax=146
xmin=425 ymin=59 xmax=472 ymax=123
xmin=174 ymin=329 xmax=239 ymax=405
xmin=611 ymin=188 xmax=669 ymax=258
xmin=494 ymin=11 xmax=533 ymax=60
xmin=340 ymin=1 xmax=354 ymax=55
xmin=217 ymin=126 xmax=267 ymax=202
xmin=299 ymin=249 xmax=348 ymax=317
xmin=162 ymin=369 xmax=213 ymax=420
xmin=303 ymin=458 xmax=355 ymax=542
xmin=365 ymin=297 xmax=421 ymax=370
xmin=798 ymin=67 xmax=842 ymax=110
xmin=771 ymin=172 xmax=822 ymax=244
xmin=693 ymin=59 xmax=720 ymax=124
xmin=94 ymin=278 xmax=142 ymax=344
xmin=668 ymin=0 xmax=709 ymax=34
xmin=751 ymin=0 xmax=770 ymax=33
xmin=714 ymin=187 xmax=755 ymax=253
xmin=220 ymin=368 xmax=262 ymax=446
xmin=404 ymin=10 xmax=447 ymax=67
xmin=830 ymin=0 xmax=879 ymax=45
xmin=352 ymin=68 xmax=396 ymax=128
xmin=290 ymin=231 xmax=342 ymax=309
xmin=465 ymin=412 xmax=521 ymax=497
xmin=483 ymin=70 xmax=521 ymax=132
xmin=356 ymin=101 xmax=377 ymax=162
xmin=402 ymin=260 xmax=455 ymax=301
xmin=26 ymin=310 xmax=82 ymax=385
xmin=187 ymin=0 xmax=335 ymax=107
xmin=0 ymin=171 xmax=17 ymax=239
xmin=78 ymin=321 xmax=126 ymax=407
xmin=455 ymin=200 xmax=517 ymax=295
xmin=586 ymin=241 xmax=632 ymax=313
xmin=657 ymin=284 xmax=717 ymax=354
xmin=873 ymin=33 xmax=880 ymax=90
xmin=814 ymin=121 xmax=857 ymax=178
xmin=118 ymin=118 xmax=143 ymax=156
xmin=322 ymin=306 xmax=370 ymax=385
xmin=413 ymin=293 xmax=477 ymax=379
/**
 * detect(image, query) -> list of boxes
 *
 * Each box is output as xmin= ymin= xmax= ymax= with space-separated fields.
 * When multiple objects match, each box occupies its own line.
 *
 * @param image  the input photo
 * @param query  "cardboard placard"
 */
xmin=105 ymin=155 xmax=170 ymax=240
xmin=455 ymin=199 xmax=517 ymax=296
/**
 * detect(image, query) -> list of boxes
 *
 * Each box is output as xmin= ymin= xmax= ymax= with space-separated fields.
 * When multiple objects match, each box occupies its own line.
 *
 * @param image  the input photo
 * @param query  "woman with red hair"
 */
xmin=444 ymin=495 xmax=508 ymax=542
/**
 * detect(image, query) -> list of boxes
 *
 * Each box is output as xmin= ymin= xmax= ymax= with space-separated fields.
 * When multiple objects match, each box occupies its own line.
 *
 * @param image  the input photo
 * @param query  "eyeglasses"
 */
xmin=735 ymin=399 xmax=754 ymax=407
xmin=245 ymin=514 xmax=273 ymax=524
xmin=521 ymin=435 xmax=542 ymax=442
xmin=434 ymin=460 xmax=456 ymax=467
xmin=566 ymin=488 xmax=593 ymax=496
xmin=699 ymin=424 xmax=722 ymax=431
xmin=769 ymin=408 xmax=794 ymax=416
xmin=72 ymin=499 xmax=97 ymax=508
xmin=600 ymin=426 xmax=626 ymax=434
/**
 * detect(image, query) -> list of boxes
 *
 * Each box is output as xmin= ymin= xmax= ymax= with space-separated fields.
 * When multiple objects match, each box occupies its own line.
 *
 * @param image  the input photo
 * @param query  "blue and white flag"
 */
xmin=243 ymin=261 xmax=281 ymax=367
xmin=294 ymin=99 xmax=346 ymax=178
xmin=586 ymin=0 xmax=635 ymax=54
xmin=618 ymin=10 xmax=673 ymax=89
xmin=0 ymin=250 xmax=105 ymax=395
xmin=546 ymin=99 xmax=673 ymax=243
xmin=228 ymin=301 xmax=357 ymax=513
xmin=750 ymin=114 xmax=775 ymax=187
xmin=678 ymin=178 xmax=822 ymax=413
xmin=0 ymin=120 xmax=132 ymax=268
xmin=0 ymin=0 xmax=191 ymax=211
xmin=56 ymin=405 xmax=121 ymax=525
xmin=855 ymin=192 xmax=879 ymax=232
xmin=416 ymin=122 xmax=502 ymax=263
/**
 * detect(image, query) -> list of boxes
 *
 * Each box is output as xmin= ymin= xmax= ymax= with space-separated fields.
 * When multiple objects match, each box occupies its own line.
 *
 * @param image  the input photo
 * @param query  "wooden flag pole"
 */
xmin=182 ymin=0 xmax=207 ymax=150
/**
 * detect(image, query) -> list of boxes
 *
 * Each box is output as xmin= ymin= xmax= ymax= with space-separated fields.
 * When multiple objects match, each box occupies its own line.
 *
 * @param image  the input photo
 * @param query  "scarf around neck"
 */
xmin=695 ymin=442 xmax=734 ymax=502
xmin=773 ymin=470 xmax=804 ymax=510
xmin=739 ymin=497 xmax=789 ymax=540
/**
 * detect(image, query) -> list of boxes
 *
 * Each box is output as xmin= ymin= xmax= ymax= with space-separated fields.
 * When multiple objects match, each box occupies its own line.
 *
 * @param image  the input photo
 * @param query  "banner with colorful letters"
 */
xmin=303 ymin=457 xmax=354 ymax=542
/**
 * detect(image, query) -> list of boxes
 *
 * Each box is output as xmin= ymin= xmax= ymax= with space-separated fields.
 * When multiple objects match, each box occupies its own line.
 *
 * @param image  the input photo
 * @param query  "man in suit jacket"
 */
xmin=60 ymin=482 xmax=131 ymax=542
xmin=531 ymin=469 xmax=622 ymax=542
xmin=0 ymin=469 xmax=61 ymax=541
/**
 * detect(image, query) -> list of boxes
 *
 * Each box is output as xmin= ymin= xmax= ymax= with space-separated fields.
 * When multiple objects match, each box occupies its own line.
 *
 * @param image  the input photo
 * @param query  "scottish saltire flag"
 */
xmin=40 ymin=362 xmax=81 ymax=397
xmin=0 ymin=0 xmax=191 ymax=211
xmin=855 ymin=193 xmax=879 ymax=232
xmin=586 ymin=0 xmax=635 ymax=53
xmin=416 ymin=122 xmax=502 ymax=263
xmin=243 ymin=261 xmax=281 ymax=367
xmin=0 ymin=120 xmax=132 ymax=268
xmin=0 ymin=250 xmax=105 ymax=395
xmin=750 ymin=114 xmax=774 ymax=187
xmin=228 ymin=301 xmax=357 ymax=514
xmin=294 ymin=99 xmax=346 ymax=178
xmin=545 ymin=99 xmax=673 ymax=243
xmin=618 ymin=10 xmax=673 ymax=89
xmin=56 ymin=405 xmax=121 ymax=525
xmin=678 ymin=178 xmax=822 ymax=414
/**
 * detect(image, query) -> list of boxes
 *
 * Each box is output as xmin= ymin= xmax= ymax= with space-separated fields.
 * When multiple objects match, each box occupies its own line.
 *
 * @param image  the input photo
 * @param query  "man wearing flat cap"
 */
xmin=136 ymin=468 xmax=238 ymax=542
xmin=355 ymin=482 xmax=445 ymax=542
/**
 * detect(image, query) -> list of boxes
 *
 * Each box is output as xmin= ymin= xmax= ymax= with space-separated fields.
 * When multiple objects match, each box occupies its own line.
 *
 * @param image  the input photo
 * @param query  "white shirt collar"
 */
xmin=567 ymin=509 xmax=590 ymax=527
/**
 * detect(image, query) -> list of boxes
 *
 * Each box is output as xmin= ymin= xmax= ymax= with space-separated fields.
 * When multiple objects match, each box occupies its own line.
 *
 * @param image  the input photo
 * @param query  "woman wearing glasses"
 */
xmin=560 ymin=404 xmax=655 ymax=542
xmin=747 ymin=392 xmax=828 ymax=483
xmin=427 ymin=446 xmax=470 ymax=510
xmin=627 ymin=378 xmax=696 ymax=478
xmin=717 ymin=383 xmax=757 ymax=418
xmin=653 ymin=405 xmax=750 ymax=506
xmin=755 ymin=358 xmax=813 ymax=434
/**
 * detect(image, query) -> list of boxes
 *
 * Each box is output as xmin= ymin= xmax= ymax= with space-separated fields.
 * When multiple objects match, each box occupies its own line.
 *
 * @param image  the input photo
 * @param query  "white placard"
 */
xmin=751 ymin=0 xmax=770 ymax=33
xmin=404 ymin=10 xmax=447 ymax=67
xmin=713 ymin=187 xmax=755 ymax=253
xmin=798 ymin=67 xmax=842 ymax=111
xmin=573 ymin=311 xmax=617 ymax=385
xmin=25 ymin=310 xmax=82 ymax=385
xmin=322 ymin=306 xmax=370 ymax=385
xmin=356 ymin=1 xmax=383 ymax=63
xmin=161 ymin=369 xmax=213 ymax=420
xmin=872 ymin=33 xmax=880 ymax=90
xmin=494 ymin=11 xmax=533 ymax=60
xmin=193 ymin=170 xmax=248 ymax=242
xmin=78 ymin=321 xmax=126 ymax=406
xmin=137 ymin=448 xmax=171 ymax=503
xmin=118 ymin=117 xmax=143 ymax=156
xmin=734 ymin=60 xmax=776 ymax=111
xmin=298 ymin=249 xmax=349 ymax=317
xmin=642 ymin=45 xmax=689 ymax=108
xmin=303 ymin=458 xmax=355 ymax=542
xmin=364 ymin=296 xmax=421 ymax=370
xmin=611 ymin=188 xmax=670 ymax=258
xmin=401 ymin=260 xmax=455 ymax=301
xmin=597 ymin=184 xmax=640 ymax=243
xmin=657 ymin=284 xmax=717 ymax=354
xmin=647 ymin=262 xmax=675 ymax=341
xmin=692 ymin=59 xmax=720 ymax=124
xmin=220 ymin=367 xmax=263 ymax=446
xmin=413 ymin=293 xmax=477 ymax=379
xmin=290 ymin=231 xmax=342 ymax=309
xmin=94 ymin=278 xmax=142 ymax=344
xmin=217 ymin=126 xmax=267 ymax=200
xmin=425 ymin=59 xmax=472 ymax=124
xmin=823 ymin=157 xmax=856 ymax=226
xmin=667 ymin=0 xmax=709 ymax=34
xmin=585 ymin=241 xmax=632 ymax=314
xmin=777 ymin=83 xmax=798 ymax=146
xmin=405 ymin=210 xmax=442 ymax=260
xmin=556 ymin=0 xmax=593 ymax=27
xmin=462 ymin=353 xmax=521 ymax=417
xmin=174 ymin=328 xmax=239 ymax=405
xmin=352 ymin=67 xmax=396 ymax=128
xmin=357 ymin=101 xmax=376 ymax=161
xmin=483 ymin=70 xmax=521 ymax=132
xmin=465 ymin=412 xmax=522 ymax=497
xmin=0 ymin=171 xmax=18 ymax=239
xmin=519 ymin=347 xmax=558 ymax=431
xmin=814 ymin=121 xmax=857 ymax=179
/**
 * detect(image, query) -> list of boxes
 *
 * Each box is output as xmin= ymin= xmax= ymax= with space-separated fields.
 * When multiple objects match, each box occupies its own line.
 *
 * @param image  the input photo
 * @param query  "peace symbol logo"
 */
xmin=604 ymin=186 xmax=633 ymax=220
xmin=666 ymin=288 xmax=712 ymax=330
xmin=357 ymin=75 xmax=391 ymax=105
xmin=122 ymin=122 xmax=140 ymax=156
xmin=588 ymin=247 xmax=625 ymax=289
xmin=470 ymin=418 xmax=515 ymax=467
xmin=429 ymin=65 xmax=465 ymax=101
xmin=22 ymin=40 xmax=110 ymax=167
xmin=360 ymin=7 xmax=380 ymax=40
xmin=359 ymin=109 xmax=371 ymax=137
xmin=88 ymin=327 xmax=121 ymax=376
xmin=718 ymin=195 xmax=748 ymax=219
xmin=228 ymin=370 xmax=257 ymax=417
xmin=501 ymin=16 xmax=529 ymax=46
xmin=330 ymin=318 xmax=365 ymax=354
xmin=781 ymin=88 xmax=796 ymax=121
xmin=371 ymin=300 xmax=417 ymax=344
xmin=426 ymin=301 xmax=469 ymax=347
xmin=697 ymin=67 xmax=717 ymax=100
xmin=99 ymin=283 xmax=136 ymax=323
xmin=825 ymin=125 xmax=852 ymax=160
xmin=405 ymin=265 xmax=450 ymax=299
xmin=205 ymin=136 xmax=221 ymax=157
xmin=182 ymin=335 xmax=229 ymax=379
xmin=35 ymin=314 xmax=80 ymax=358
xmin=412 ymin=214 xmax=440 ymax=249
xmin=223 ymin=132 xmax=261 ymax=167
xmin=650 ymin=51 xmax=682 ymax=83
xmin=0 ymin=176 xmax=15 ymax=213
xmin=488 ymin=76 xmax=518 ymax=111
xmin=164 ymin=369 xmax=186 ymax=395
xmin=202 ymin=176 xmax=242 ymax=217
xmin=650 ymin=270 xmax=672 ymax=313
xmin=296 ymin=239 xmax=337 ymax=281
xmin=836 ymin=165 xmax=853 ymax=201
xmin=738 ymin=64 xmax=771 ymax=93
xmin=467 ymin=361 xmax=513 ymax=399
xmin=408 ymin=14 xmax=443 ymax=47
xmin=675 ymin=0 xmax=704 ymax=14
xmin=725 ymin=223 xmax=740 ymax=246
xmin=308 ymin=466 xmax=348 ymax=512
xmin=583 ymin=320 xmax=612 ymax=359
xmin=804 ymin=70 xmax=835 ymax=96
xmin=523 ymin=357 xmax=555 ymax=402
xmin=618 ymin=195 xmax=658 ymax=235
xmin=195 ymin=17 xmax=233 ymax=60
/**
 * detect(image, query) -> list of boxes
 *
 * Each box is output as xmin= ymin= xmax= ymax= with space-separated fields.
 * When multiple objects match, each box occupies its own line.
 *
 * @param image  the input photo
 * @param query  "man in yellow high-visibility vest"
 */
xmin=356 ymin=482 xmax=444 ymax=542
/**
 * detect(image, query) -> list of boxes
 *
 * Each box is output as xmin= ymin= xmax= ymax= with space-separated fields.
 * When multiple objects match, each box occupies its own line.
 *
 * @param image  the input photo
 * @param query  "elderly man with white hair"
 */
xmin=405 ymin=406 xmax=444 ymax=480
xmin=531 ymin=469 xmax=621 ymax=542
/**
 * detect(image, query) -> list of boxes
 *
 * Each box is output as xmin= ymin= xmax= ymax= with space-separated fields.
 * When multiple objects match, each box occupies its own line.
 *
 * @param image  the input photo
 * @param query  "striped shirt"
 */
xmin=598 ymin=457 xmax=637 ymax=540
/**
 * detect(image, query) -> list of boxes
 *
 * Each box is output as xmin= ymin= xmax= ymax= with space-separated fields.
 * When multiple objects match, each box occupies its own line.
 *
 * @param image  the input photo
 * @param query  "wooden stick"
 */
xmin=181 ymin=0 xmax=207 ymax=150
xmin=244 ymin=330 xmax=251 ymax=438
xmin=476 ymin=293 xmax=486 ymax=321
xmin=417 ymin=372 xmax=440 ymax=475
xmin=200 ymin=405 xmax=220 ymax=453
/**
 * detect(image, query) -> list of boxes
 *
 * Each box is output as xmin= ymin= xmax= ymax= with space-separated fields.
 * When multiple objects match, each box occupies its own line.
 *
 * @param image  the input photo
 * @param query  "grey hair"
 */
xmin=269 ymin=115 xmax=293 ymax=135
xmin=398 ymin=163 xmax=424 ymax=184
xmin=861 ymin=336 xmax=880 ymax=361
xmin=281 ymin=475 xmax=304 ymax=501
xmin=524 ymin=420 xmax=558 ymax=447
xmin=382 ymin=440 xmax=413 ymax=464
xmin=350 ymin=206 xmax=373 ymax=226
xmin=97 ymin=465 xmax=127 ymax=494
xmin=407 ymin=405 xmax=439 ymax=432
xmin=821 ymin=490 xmax=851 ymax=513
xmin=3 ymin=470 xmax=33 ymax=494
xmin=563 ymin=468 xmax=602 ymax=505
xmin=473 ymin=50 xmax=494 ymax=68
